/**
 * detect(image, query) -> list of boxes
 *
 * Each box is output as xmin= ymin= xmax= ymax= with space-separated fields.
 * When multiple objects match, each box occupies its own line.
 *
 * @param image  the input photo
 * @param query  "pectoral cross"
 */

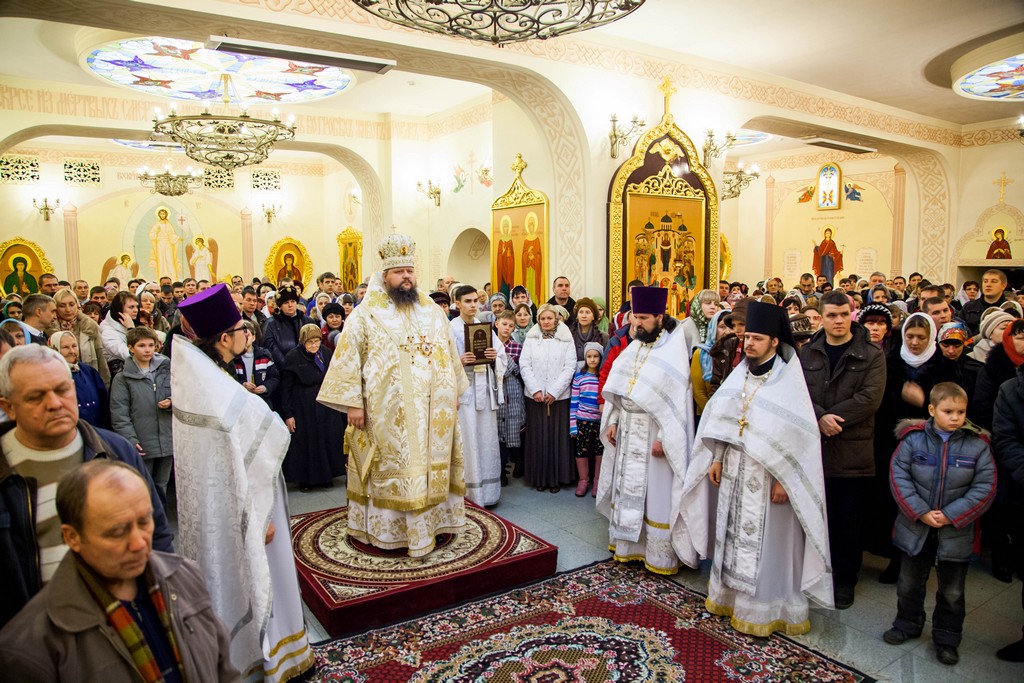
xmin=737 ymin=415 xmax=749 ymax=436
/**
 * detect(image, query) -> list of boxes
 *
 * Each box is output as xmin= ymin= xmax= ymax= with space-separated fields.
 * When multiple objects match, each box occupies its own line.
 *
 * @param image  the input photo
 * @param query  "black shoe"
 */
xmin=834 ymin=586 xmax=855 ymax=610
xmin=512 ymin=463 xmax=524 ymax=478
xmin=996 ymin=638 xmax=1024 ymax=662
xmin=299 ymin=483 xmax=313 ymax=493
xmin=883 ymin=627 xmax=912 ymax=645
xmin=501 ymin=474 xmax=509 ymax=487
xmin=993 ymin=564 xmax=1014 ymax=583
xmin=935 ymin=645 xmax=959 ymax=665
xmin=879 ymin=558 xmax=901 ymax=584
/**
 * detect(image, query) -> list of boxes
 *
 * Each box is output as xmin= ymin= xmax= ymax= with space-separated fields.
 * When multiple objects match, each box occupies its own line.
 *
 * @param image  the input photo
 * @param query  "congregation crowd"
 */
xmin=1 ymin=255 xmax=1024 ymax=678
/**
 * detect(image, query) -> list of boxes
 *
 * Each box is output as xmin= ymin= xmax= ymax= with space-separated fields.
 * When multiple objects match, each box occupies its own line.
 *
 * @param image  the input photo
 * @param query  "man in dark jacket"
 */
xmin=993 ymin=364 xmax=1024 ymax=662
xmin=799 ymin=290 xmax=886 ymax=609
xmin=0 ymin=460 xmax=238 ymax=681
xmin=547 ymin=276 xmax=577 ymax=327
xmin=961 ymin=268 xmax=1010 ymax=335
xmin=0 ymin=344 xmax=173 ymax=628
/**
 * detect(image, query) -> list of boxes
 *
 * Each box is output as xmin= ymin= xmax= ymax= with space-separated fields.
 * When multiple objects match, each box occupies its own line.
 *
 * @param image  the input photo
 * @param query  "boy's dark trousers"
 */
xmin=893 ymin=529 xmax=968 ymax=647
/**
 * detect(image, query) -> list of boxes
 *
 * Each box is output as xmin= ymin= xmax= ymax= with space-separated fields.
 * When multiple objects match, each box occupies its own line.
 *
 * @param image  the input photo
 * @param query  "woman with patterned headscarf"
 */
xmin=679 ymin=289 xmax=721 ymax=358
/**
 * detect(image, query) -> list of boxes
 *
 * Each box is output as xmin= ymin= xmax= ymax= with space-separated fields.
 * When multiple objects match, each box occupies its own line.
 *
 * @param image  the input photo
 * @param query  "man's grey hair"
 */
xmin=0 ymin=344 xmax=70 ymax=398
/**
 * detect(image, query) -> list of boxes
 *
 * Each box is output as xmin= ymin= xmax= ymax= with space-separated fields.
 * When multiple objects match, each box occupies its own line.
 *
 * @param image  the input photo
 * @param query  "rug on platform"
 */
xmin=291 ymin=502 xmax=558 ymax=637
xmin=310 ymin=560 xmax=876 ymax=682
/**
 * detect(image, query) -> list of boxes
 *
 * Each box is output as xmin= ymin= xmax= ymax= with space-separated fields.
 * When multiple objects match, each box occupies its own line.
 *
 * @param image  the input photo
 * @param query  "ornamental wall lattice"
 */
xmin=63 ymin=158 xmax=101 ymax=186
xmin=0 ymin=155 xmax=40 ymax=184
xmin=203 ymin=167 xmax=234 ymax=190
xmin=251 ymin=169 xmax=282 ymax=192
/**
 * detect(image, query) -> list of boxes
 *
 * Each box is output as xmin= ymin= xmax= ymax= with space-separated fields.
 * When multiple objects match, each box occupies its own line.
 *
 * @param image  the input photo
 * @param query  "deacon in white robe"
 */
xmin=681 ymin=300 xmax=833 ymax=637
xmin=597 ymin=286 xmax=695 ymax=575
xmin=318 ymin=235 xmax=469 ymax=557
xmin=172 ymin=284 xmax=312 ymax=682
xmin=450 ymin=290 xmax=506 ymax=506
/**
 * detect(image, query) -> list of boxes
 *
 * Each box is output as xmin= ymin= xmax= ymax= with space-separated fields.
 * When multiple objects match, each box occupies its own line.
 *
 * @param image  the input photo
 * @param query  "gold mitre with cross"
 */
xmin=378 ymin=233 xmax=416 ymax=271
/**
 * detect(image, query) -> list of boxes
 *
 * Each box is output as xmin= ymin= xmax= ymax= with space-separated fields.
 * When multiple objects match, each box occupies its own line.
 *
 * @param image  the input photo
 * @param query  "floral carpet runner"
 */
xmin=310 ymin=560 xmax=875 ymax=682
xmin=291 ymin=502 xmax=557 ymax=637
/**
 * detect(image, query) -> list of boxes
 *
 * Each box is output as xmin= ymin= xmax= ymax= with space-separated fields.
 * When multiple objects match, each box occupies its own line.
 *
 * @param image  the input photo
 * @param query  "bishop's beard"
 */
xmin=386 ymin=281 xmax=420 ymax=308
xmin=634 ymin=323 xmax=662 ymax=344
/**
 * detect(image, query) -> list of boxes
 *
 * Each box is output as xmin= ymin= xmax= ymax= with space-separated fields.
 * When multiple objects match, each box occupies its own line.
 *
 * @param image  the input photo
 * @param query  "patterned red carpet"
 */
xmin=309 ymin=560 xmax=875 ymax=682
xmin=291 ymin=502 xmax=558 ymax=637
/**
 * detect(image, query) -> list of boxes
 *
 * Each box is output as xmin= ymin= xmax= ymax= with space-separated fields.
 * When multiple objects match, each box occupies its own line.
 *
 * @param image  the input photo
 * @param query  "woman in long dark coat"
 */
xmin=280 ymin=323 xmax=346 ymax=490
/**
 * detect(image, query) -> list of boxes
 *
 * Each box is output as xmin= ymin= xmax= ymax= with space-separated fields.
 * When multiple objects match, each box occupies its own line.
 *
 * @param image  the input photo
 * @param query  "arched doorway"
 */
xmin=447 ymin=228 xmax=490 ymax=289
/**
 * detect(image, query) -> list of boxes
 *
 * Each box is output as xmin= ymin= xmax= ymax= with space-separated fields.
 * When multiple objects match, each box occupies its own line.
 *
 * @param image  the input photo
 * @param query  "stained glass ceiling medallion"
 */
xmin=731 ymin=130 xmax=772 ymax=147
xmin=954 ymin=53 xmax=1024 ymax=100
xmin=84 ymin=36 xmax=354 ymax=104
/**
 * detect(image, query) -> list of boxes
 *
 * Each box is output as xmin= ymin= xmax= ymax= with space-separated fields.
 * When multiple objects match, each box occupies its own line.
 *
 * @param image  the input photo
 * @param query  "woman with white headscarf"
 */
xmin=48 ymin=330 xmax=109 ymax=429
xmin=869 ymin=312 xmax=950 ymax=583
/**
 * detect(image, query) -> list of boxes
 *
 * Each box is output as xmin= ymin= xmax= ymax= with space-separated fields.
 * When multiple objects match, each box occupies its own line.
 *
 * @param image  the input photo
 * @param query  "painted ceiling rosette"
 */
xmin=85 ymin=36 xmax=354 ymax=104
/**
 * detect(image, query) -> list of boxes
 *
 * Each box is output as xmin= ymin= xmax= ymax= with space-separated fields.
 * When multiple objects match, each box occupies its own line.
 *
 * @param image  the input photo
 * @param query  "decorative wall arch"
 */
xmin=949 ymin=202 xmax=1024 ymax=272
xmin=1 ymin=0 xmax=590 ymax=287
xmin=743 ymin=116 xmax=954 ymax=280
xmin=0 ymin=124 xmax=386 ymax=278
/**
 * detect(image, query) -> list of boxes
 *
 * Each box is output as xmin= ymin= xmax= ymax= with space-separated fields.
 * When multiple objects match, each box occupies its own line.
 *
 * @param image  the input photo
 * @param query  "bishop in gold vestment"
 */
xmin=318 ymin=235 xmax=468 ymax=557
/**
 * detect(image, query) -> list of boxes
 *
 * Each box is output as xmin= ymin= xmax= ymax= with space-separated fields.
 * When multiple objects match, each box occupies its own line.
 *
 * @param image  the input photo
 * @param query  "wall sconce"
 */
xmin=345 ymin=189 xmax=362 ymax=217
xmin=701 ymin=129 xmax=736 ymax=167
xmin=262 ymin=203 xmax=281 ymax=223
xmin=33 ymin=197 xmax=61 ymax=221
xmin=1018 ymin=116 xmax=1024 ymax=146
xmin=608 ymin=114 xmax=645 ymax=159
xmin=417 ymin=180 xmax=441 ymax=207
xmin=720 ymin=162 xmax=761 ymax=201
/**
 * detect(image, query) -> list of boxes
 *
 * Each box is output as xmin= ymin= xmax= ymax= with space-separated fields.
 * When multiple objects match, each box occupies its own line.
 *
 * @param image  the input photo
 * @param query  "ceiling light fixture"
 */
xmin=721 ymin=163 xmax=761 ymax=201
xmin=353 ymin=0 xmax=646 ymax=46
xmin=138 ymin=165 xmax=202 ymax=197
xmin=153 ymin=74 xmax=296 ymax=170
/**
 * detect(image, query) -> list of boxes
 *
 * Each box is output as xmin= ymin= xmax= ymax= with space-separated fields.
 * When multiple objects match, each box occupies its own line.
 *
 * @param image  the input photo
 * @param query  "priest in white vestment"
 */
xmin=318 ymin=234 xmax=469 ymax=557
xmin=172 ymin=284 xmax=313 ymax=681
xmin=681 ymin=300 xmax=833 ymax=637
xmin=597 ymin=286 xmax=695 ymax=575
xmin=450 ymin=285 xmax=506 ymax=507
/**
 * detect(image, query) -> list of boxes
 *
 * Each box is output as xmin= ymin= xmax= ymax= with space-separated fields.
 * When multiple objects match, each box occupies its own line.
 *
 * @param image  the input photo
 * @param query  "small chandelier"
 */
xmin=353 ymin=0 xmax=646 ymax=45
xmin=153 ymin=74 xmax=296 ymax=170
xmin=721 ymin=162 xmax=761 ymax=201
xmin=138 ymin=166 xmax=203 ymax=197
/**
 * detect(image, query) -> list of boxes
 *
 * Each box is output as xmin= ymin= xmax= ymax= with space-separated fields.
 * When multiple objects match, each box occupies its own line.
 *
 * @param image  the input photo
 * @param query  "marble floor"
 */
xmin=286 ymin=476 xmax=1022 ymax=682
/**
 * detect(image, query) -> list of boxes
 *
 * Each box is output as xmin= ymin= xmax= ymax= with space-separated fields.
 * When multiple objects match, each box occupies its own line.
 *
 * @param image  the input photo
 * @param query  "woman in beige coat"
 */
xmin=46 ymin=288 xmax=111 ymax=386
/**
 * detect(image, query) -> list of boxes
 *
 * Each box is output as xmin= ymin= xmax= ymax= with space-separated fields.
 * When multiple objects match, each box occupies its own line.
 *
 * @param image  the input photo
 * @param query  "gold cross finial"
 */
xmin=658 ymin=77 xmax=676 ymax=117
xmin=511 ymin=153 xmax=527 ymax=178
xmin=994 ymin=172 xmax=1013 ymax=203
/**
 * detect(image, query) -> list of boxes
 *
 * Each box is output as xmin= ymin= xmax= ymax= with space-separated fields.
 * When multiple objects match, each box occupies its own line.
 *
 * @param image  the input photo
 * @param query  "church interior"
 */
xmin=0 ymin=1 xmax=1022 ymax=681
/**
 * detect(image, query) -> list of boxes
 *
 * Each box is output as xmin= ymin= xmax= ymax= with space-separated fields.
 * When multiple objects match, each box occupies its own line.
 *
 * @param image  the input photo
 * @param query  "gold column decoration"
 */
xmin=491 ymin=154 xmax=550 ymax=304
xmin=337 ymin=227 xmax=363 ymax=294
xmin=607 ymin=76 xmax=720 ymax=315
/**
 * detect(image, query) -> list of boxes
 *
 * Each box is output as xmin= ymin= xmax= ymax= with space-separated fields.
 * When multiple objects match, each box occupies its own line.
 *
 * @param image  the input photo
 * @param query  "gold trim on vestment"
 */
xmin=609 ymin=547 xmax=680 ymax=576
xmin=264 ymin=645 xmax=314 ymax=677
xmin=266 ymin=629 xmax=308 ymax=658
xmin=346 ymin=488 xmax=465 ymax=511
xmin=705 ymin=596 xmax=811 ymax=637
xmin=643 ymin=516 xmax=670 ymax=530
xmin=266 ymin=651 xmax=315 ymax=681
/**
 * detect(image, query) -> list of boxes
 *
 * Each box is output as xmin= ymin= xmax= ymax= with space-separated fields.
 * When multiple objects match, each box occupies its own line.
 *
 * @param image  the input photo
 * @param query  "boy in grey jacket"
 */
xmin=884 ymin=382 xmax=996 ymax=665
xmin=110 ymin=327 xmax=173 ymax=501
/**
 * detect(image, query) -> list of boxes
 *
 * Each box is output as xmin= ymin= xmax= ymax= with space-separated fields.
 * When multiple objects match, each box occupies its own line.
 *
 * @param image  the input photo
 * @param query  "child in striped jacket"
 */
xmin=570 ymin=341 xmax=604 ymax=497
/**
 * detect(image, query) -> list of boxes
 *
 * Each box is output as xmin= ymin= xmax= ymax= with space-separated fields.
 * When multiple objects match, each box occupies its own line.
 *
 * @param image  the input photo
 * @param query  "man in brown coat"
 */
xmin=799 ymin=289 xmax=886 ymax=609
xmin=0 ymin=460 xmax=239 ymax=682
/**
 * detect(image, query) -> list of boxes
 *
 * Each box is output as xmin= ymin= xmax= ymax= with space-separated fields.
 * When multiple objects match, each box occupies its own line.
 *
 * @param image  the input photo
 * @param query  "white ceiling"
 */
xmin=594 ymin=0 xmax=1023 ymax=125
xmin=0 ymin=18 xmax=491 ymax=118
xmin=0 ymin=2 xmax=1019 ymax=134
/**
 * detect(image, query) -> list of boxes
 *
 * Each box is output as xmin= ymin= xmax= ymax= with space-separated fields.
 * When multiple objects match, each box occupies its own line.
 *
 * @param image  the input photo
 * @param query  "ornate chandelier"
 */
xmin=152 ymin=74 xmax=296 ymax=170
xmin=138 ymin=166 xmax=203 ymax=197
xmin=352 ymin=0 xmax=646 ymax=45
